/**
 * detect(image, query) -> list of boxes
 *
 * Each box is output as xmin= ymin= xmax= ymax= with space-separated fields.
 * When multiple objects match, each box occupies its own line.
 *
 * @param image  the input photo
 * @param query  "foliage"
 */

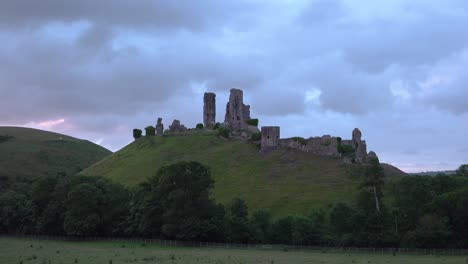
xmin=213 ymin=122 xmax=221 ymax=129
xmin=217 ymin=127 xmax=230 ymax=138
xmin=1 ymin=163 xmax=468 ymax=248
xmin=196 ymin=123 xmax=204 ymax=129
xmin=338 ymin=144 xmax=354 ymax=154
xmin=456 ymin=164 xmax=468 ymax=177
xmin=133 ymin=129 xmax=142 ymax=139
xmin=225 ymin=198 xmax=250 ymax=243
xmin=245 ymin=119 xmax=259 ymax=127
xmin=145 ymin=126 xmax=155 ymax=136
xmin=251 ymin=133 xmax=261 ymax=141
xmin=139 ymin=161 xmax=224 ymax=241
xmin=0 ymin=134 xmax=13 ymax=143
xmin=291 ymin=137 xmax=307 ymax=146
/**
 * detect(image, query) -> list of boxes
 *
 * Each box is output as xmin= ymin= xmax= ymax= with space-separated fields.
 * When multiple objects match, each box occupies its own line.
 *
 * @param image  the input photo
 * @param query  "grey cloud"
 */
xmin=0 ymin=0 xmax=255 ymax=32
xmin=342 ymin=6 xmax=468 ymax=73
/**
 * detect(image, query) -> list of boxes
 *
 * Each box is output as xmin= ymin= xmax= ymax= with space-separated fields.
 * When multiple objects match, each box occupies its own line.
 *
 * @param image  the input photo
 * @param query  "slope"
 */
xmin=0 ymin=126 xmax=112 ymax=181
xmin=81 ymin=131 xmax=406 ymax=217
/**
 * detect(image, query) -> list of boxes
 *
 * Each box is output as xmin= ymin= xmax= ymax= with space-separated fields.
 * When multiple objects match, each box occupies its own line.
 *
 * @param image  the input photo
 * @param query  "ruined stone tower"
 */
xmin=155 ymin=117 xmax=164 ymax=135
xmin=261 ymin=126 xmax=280 ymax=152
xmin=224 ymin=88 xmax=251 ymax=131
xmin=352 ymin=128 xmax=367 ymax=163
xmin=203 ymin=92 xmax=216 ymax=129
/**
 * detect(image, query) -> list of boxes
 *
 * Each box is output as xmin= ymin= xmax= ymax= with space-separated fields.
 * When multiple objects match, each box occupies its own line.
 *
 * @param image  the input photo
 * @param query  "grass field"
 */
xmin=0 ymin=126 xmax=111 ymax=181
xmin=81 ymin=131 xmax=406 ymax=217
xmin=1 ymin=237 xmax=466 ymax=264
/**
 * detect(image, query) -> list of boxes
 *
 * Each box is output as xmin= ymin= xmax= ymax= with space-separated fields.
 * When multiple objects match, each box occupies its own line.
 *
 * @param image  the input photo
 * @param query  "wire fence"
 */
xmin=2 ymin=234 xmax=468 ymax=256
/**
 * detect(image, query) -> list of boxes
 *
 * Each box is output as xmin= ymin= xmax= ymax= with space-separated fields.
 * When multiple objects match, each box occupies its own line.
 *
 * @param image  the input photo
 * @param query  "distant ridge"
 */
xmin=0 ymin=126 xmax=112 ymax=180
xmin=409 ymin=170 xmax=456 ymax=176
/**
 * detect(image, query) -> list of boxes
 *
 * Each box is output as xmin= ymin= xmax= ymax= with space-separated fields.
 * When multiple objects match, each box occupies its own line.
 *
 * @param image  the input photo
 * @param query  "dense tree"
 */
xmin=140 ymin=161 xmax=224 ymax=241
xmin=225 ymin=198 xmax=250 ymax=243
xmin=456 ymin=164 xmax=468 ymax=177
xmin=133 ymin=129 xmax=142 ymax=139
xmin=0 ymin=191 xmax=32 ymax=234
xmin=249 ymin=210 xmax=271 ymax=243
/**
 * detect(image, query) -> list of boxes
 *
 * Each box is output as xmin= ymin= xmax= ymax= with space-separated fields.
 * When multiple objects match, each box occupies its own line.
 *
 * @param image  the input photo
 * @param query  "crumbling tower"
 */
xmin=260 ymin=126 xmax=280 ymax=152
xmin=352 ymin=128 xmax=367 ymax=163
xmin=203 ymin=92 xmax=216 ymax=129
xmin=224 ymin=88 xmax=251 ymax=131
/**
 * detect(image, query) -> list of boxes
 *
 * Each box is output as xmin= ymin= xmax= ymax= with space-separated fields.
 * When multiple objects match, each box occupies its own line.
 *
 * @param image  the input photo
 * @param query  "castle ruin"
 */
xmin=203 ymin=92 xmax=216 ymax=129
xmin=260 ymin=126 xmax=280 ymax=153
xmin=224 ymin=89 xmax=251 ymax=131
xmin=148 ymin=88 xmax=375 ymax=164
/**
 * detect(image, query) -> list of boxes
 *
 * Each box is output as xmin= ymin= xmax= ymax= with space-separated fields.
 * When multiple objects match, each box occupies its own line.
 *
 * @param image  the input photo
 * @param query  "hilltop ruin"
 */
xmin=147 ymin=88 xmax=376 ymax=164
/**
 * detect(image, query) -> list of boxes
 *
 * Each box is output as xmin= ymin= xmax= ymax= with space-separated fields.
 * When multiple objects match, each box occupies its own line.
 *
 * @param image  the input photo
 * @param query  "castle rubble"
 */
xmin=169 ymin=119 xmax=187 ymax=132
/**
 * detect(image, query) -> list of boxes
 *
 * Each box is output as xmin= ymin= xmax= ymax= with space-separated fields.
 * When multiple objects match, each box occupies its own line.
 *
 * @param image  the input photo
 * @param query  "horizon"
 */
xmin=1 ymin=1 xmax=467 ymax=173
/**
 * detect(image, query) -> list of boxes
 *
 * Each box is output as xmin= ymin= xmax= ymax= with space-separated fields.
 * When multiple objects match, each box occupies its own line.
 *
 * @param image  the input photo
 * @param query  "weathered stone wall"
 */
xmin=203 ymin=92 xmax=216 ymax=129
xmin=261 ymin=126 xmax=280 ymax=152
xmin=279 ymin=138 xmax=306 ymax=151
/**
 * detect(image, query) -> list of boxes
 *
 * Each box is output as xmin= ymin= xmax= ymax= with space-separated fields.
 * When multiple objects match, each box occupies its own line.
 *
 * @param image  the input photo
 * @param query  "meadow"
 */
xmin=1 ymin=237 xmax=466 ymax=264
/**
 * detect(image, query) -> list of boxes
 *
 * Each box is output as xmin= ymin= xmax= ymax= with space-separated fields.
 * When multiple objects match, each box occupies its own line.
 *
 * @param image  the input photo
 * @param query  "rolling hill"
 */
xmin=81 ymin=131 xmax=406 ymax=217
xmin=0 ymin=126 xmax=112 ymax=181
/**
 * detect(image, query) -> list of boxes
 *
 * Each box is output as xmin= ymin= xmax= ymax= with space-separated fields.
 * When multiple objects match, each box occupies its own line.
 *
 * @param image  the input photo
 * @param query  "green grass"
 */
xmin=81 ymin=131 xmax=405 ymax=217
xmin=0 ymin=126 xmax=112 ymax=180
xmin=1 ymin=237 xmax=465 ymax=264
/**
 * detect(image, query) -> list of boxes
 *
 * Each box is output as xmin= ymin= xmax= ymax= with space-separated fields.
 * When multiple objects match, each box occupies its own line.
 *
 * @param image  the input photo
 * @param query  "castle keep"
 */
xmin=149 ymin=88 xmax=374 ymax=164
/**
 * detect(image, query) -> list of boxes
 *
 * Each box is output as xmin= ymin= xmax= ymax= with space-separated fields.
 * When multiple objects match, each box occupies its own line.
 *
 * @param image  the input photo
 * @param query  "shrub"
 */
xmin=251 ymin=133 xmax=261 ymax=141
xmin=338 ymin=144 xmax=354 ymax=154
xmin=245 ymin=119 xmax=259 ymax=126
xmin=145 ymin=126 xmax=155 ymax=136
xmin=217 ymin=127 xmax=230 ymax=138
xmin=291 ymin=137 xmax=307 ymax=146
xmin=133 ymin=129 xmax=142 ymax=139
xmin=196 ymin=123 xmax=204 ymax=129
xmin=214 ymin=122 xmax=221 ymax=129
xmin=0 ymin=134 xmax=14 ymax=143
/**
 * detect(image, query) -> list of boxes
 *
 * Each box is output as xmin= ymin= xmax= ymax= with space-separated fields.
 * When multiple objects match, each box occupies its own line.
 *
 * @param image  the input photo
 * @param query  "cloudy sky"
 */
xmin=1 ymin=0 xmax=467 ymax=172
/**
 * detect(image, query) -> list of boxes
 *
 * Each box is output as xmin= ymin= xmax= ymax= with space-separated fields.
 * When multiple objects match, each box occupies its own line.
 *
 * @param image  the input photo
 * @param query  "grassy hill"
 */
xmin=0 ymin=126 xmax=112 ymax=181
xmin=81 ymin=131 xmax=406 ymax=217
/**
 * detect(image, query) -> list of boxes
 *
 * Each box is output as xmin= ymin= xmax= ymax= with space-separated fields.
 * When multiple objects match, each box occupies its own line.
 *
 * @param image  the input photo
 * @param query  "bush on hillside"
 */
xmin=196 ymin=123 xmax=204 ymax=129
xmin=0 ymin=134 xmax=14 ymax=143
xmin=145 ymin=126 xmax=156 ymax=136
xmin=251 ymin=133 xmax=261 ymax=141
xmin=214 ymin=122 xmax=221 ymax=129
xmin=245 ymin=119 xmax=259 ymax=127
xmin=217 ymin=127 xmax=230 ymax=138
xmin=133 ymin=129 xmax=142 ymax=139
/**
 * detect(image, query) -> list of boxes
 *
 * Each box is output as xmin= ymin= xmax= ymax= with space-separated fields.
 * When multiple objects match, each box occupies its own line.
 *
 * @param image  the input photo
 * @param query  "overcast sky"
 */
xmin=1 ymin=0 xmax=467 ymax=172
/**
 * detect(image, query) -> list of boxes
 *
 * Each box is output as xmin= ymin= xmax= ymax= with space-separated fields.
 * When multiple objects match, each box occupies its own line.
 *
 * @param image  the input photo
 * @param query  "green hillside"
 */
xmin=81 ymin=131 xmax=406 ymax=217
xmin=0 ymin=126 xmax=112 ymax=181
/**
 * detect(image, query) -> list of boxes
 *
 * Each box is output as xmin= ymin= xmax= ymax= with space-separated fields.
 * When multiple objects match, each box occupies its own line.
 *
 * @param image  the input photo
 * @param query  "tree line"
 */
xmin=1 ymin=162 xmax=467 ymax=248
